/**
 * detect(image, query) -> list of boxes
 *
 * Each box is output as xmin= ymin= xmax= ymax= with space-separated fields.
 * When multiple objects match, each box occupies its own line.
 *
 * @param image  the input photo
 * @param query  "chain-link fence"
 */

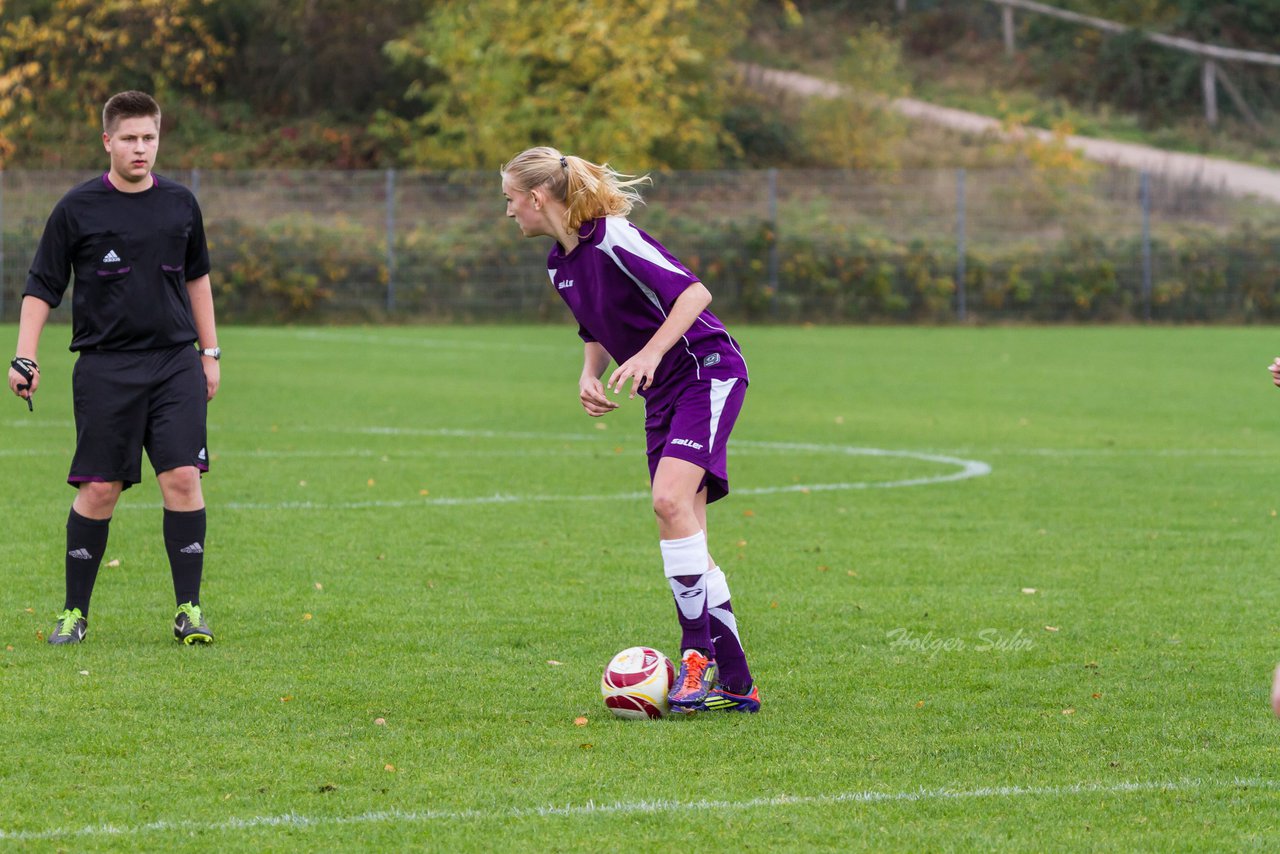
xmin=2 ymin=167 xmax=1278 ymax=324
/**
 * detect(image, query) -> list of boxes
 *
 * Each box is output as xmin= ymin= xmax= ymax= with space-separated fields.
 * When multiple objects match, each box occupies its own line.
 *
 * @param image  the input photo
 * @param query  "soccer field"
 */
xmin=2 ymin=324 xmax=1279 ymax=850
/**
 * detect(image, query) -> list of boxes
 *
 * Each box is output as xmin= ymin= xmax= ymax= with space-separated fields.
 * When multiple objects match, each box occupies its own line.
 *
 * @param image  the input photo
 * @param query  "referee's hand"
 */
xmin=200 ymin=356 xmax=220 ymax=401
xmin=8 ymin=365 xmax=38 ymax=401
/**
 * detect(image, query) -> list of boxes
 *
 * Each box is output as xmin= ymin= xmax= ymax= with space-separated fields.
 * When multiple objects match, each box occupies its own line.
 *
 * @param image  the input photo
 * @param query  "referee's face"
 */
xmin=103 ymin=116 xmax=159 ymax=189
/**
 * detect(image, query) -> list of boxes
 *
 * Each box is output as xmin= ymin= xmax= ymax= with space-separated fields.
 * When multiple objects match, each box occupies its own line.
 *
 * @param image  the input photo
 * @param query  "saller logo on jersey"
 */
xmin=670 ymin=438 xmax=704 ymax=450
xmin=557 ymin=278 xmax=574 ymax=290
xmin=702 ymin=353 xmax=721 ymax=367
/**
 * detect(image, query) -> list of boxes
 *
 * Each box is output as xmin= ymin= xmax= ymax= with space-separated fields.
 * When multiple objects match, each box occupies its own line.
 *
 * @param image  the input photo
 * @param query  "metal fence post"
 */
xmin=767 ymin=167 xmax=779 ymax=315
xmin=385 ymin=168 xmax=397 ymax=314
xmin=956 ymin=168 xmax=967 ymax=322
xmin=1140 ymin=171 xmax=1152 ymax=321
xmin=1002 ymin=5 xmax=1016 ymax=55
xmin=1202 ymin=60 xmax=1219 ymax=127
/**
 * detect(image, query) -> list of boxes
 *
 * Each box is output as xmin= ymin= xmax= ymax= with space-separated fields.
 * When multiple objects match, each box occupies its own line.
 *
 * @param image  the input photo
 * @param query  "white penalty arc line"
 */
xmin=1 ymin=776 xmax=1274 ymax=842
xmin=1 ymin=429 xmax=992 ymax=510
xmin=208 ymin=445 xmax=990 ymax=511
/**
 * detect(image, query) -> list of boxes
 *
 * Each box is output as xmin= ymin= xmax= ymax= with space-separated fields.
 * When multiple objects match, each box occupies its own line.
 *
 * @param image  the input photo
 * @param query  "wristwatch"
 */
xmin=199 ymin=347 xmax=221 ymax=360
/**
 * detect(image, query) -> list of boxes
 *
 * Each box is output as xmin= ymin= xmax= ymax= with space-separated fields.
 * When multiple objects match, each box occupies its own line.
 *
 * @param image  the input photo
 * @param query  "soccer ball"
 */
xmin=601 ymin=646 xmax=675 ymax=720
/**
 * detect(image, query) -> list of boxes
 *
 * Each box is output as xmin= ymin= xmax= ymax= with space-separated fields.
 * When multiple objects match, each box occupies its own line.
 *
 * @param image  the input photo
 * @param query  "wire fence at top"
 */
xmin=1 ymin=166 xmax=1277 ymax=325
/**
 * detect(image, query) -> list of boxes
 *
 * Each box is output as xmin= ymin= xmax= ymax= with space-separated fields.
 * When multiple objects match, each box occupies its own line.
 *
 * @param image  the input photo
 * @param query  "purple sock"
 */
xmin=670 ymin=574 xmax=712 ymax=654
xmin=707 ymin=567 xmax=753 ymax=693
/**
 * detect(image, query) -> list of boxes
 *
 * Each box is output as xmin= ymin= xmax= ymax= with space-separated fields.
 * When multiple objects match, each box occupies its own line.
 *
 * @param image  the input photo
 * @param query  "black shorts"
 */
xmin=69 ymin=345 xmax=209 ymax=490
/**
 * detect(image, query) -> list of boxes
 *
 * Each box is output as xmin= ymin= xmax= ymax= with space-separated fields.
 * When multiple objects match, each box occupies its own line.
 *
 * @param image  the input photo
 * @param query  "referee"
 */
xmin=7 ymin=91 xmax=221 ymax=645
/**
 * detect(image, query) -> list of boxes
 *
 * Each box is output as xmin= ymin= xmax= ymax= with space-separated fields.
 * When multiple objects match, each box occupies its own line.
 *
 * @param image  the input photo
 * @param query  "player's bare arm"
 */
xmin=8 ymin=295 xmax=52 ymax=404
xmin=1268 ymin=356 xmax=1280 ymax=387
xmin=580 ymin=341 xmax=617 ymax=416
xmin=187 ymin=273 xmax=220 ymax=401
xmin=608 ymin=282 xmax=713 ymax=399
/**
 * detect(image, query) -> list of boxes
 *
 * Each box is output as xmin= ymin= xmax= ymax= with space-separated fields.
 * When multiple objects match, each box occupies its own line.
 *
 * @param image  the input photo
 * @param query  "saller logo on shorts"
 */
xmin=670 ymin=438 xmax=704 ymax=450
xmin=702 ymin=353 xmax=721 ymax=367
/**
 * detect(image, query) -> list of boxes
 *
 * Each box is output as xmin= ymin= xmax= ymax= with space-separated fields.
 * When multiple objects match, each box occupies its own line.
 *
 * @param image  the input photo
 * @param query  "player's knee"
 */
xmin=651 ymin=491 xmax=689 ymax=525
xmin=76 ymin=480 xmax=122 ymax=515
xmin=157 ymin=466 xmax=202 ymax=502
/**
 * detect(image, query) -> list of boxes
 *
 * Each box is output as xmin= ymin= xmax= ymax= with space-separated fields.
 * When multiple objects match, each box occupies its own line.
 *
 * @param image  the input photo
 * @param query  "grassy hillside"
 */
xmin=740 ymin=2 xmax=1280 ymax=169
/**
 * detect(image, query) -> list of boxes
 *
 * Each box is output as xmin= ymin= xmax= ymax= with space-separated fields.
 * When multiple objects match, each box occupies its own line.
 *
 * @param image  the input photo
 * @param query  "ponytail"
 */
xmin=501 ymin=146 xmax=650 ymax=231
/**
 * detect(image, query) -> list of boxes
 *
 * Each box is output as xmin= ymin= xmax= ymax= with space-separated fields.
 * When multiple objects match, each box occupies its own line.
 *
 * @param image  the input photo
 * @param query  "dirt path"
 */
xmin=740 ymin=64 xmax=1280 ymax=204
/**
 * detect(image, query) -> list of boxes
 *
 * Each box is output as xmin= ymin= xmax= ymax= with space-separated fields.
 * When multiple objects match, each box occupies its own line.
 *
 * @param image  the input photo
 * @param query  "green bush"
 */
xmin=7 ymin=212 xmax=1280 ymax=325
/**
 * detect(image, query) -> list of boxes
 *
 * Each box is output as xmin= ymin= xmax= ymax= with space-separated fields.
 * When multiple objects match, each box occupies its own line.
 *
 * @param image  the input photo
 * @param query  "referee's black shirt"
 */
xmin=24 ymin=173 xmax=212 ymax=352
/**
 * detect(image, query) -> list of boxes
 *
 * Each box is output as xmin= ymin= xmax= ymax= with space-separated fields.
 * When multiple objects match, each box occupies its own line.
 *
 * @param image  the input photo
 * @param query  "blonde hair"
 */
xmin=501 ymin=146 xmax=650 ymax=232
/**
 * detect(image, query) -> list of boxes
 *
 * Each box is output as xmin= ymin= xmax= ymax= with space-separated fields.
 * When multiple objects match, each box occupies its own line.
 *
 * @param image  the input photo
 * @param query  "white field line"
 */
xmin=188 ymin=444 xmax=990 ymax=511
xmin=3 ymin=418 xmax=1275 ymax=460
xmin=1 ymin=776 xmax=1275 ymax=842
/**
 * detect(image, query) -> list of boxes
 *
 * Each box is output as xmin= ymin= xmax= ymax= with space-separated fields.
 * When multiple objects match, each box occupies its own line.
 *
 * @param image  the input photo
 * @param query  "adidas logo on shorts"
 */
xmin=180 ymin=542 xmax=204 ymax=555
xmin=67 ymin=548 xmax=94 ymax=560
xmin=102 ymin=249 xmax=122 ymax=263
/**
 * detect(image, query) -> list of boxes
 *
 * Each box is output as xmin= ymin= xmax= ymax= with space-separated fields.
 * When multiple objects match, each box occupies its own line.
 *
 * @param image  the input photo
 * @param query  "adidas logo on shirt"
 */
xmin=180 ymin=542 xmax=204 ymax=555
xmin=67 ymin=548 xmax=94 ymax=560
xmin=197 ymin=448 xmax=208 ymax=461
xmin=102 ymin=250 xmax=122 ymax=263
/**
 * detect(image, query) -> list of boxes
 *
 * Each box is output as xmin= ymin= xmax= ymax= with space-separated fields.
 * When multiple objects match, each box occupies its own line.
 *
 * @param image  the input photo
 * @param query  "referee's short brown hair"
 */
xmin=103 ymin=91 xmax=161 ymax=135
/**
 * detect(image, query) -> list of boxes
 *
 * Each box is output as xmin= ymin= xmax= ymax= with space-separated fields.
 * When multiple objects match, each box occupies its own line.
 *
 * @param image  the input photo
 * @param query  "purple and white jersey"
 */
xmin=548 ymin=217 xmax=747 ymax=403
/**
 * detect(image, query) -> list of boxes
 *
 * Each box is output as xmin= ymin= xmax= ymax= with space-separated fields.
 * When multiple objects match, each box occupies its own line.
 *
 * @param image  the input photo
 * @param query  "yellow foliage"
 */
xmin=0 ymin=0 xmax=227 ymax=165
xmin=797 ymin=27 xmax=910 ymax=170
xmin=381 ymin=0 xmax=751 ymax=169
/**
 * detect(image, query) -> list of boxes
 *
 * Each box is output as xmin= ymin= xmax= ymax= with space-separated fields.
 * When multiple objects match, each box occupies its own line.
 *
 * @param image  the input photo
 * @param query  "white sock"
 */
xmin=661 ymin=531 xmax=710 ymax=635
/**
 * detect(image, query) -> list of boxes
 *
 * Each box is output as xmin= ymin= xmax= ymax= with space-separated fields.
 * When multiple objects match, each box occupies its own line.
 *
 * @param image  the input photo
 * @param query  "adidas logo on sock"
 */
xmin=102 ymin=249 xmax=122 ymax=263
xmin=180 ymin=542 xmax=204 ymax=555
xmin=67 ymin=548 xmax=94 ymax=560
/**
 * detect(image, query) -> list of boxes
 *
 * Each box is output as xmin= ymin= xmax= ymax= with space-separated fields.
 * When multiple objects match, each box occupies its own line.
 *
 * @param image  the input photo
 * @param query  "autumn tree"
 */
xmin=379 ymin=0 xmax=751 ymax=170
xmin=0 ymin=0 xmax=227 ymax=166
xmin=797 ymin=24 xmax=911 ymax=170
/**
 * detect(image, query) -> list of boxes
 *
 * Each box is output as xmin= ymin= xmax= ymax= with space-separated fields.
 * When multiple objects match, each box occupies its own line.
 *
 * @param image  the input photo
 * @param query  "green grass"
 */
xmin=3 ymin=324 xmax=1280 ymax=850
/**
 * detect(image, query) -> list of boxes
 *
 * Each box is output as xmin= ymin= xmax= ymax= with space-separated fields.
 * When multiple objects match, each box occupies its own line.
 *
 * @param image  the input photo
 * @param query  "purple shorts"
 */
xmin=644 ymin=377 xmax=746 ymax=503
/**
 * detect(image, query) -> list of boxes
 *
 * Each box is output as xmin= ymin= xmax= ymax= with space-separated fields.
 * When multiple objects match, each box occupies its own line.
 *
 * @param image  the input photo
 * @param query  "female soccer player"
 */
xmin=501 ymin=146 xmax=759 ymax=712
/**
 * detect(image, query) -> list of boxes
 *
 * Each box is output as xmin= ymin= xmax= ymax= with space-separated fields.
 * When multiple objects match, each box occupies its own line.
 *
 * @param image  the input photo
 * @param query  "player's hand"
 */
xmin=608 ymin=350 xmax=660 ymax=400
xmin=579 ymin=376 xmax=618 ymax=417
xmin=8 ymin=364 xmax=38 ymax=400
xmin=1268 ymin=357 xmax=1280 ymax=388
xmin=201 ymin=356 xmax=220 ymax=401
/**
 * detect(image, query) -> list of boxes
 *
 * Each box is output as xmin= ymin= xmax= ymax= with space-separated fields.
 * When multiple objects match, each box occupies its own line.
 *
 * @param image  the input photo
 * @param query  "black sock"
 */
xmin=65 ymin=509 xmax=110 ymax=617
xmin=164 ymin=508 xmax=206 ymax=607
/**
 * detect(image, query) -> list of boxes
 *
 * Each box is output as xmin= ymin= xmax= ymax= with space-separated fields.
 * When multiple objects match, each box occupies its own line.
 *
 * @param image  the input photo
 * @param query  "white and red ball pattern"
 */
xmin=601 ymin=646 xmax=675 ymax=720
